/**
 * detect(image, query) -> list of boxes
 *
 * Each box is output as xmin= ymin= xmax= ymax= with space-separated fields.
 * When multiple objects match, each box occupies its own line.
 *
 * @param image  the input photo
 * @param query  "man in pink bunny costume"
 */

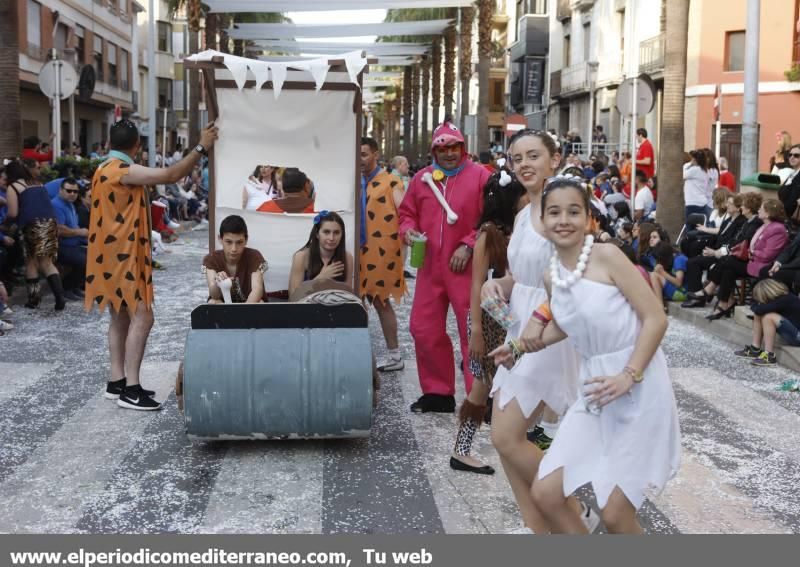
xmin=399 ymin=121 xmax=491 ymax=413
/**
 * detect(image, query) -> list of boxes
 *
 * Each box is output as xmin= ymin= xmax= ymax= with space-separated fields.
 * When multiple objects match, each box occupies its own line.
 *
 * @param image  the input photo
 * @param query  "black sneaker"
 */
xmin=526 ymin=426 xmax=553 ymax=450
xmin=105 ymin=378 xmax=155 ymax=400
xmin=410 ymin=394 xmax=455 ymax=413
xmin=734 ymin=345 xmax=762 ymax=359
xmin=751 ymin=351 xmax=777 ymax=367
xmin=117 ymin=384 xmax=162 ymax=411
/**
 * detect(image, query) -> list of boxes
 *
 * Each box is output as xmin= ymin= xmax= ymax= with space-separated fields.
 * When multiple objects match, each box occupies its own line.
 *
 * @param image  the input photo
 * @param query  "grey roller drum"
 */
xmin=182 ymin=303 xmax=374 ymax=440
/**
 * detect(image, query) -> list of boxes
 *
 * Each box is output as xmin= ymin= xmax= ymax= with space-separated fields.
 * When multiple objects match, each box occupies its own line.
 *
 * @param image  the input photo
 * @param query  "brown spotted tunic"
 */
xmin=359 ymin=170 xmax=407 ymax=302
xmin=83 ymin=158 xmax=154 ymax=313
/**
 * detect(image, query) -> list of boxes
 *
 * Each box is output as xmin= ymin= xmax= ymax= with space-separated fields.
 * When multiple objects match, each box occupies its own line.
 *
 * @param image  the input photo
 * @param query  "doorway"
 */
xmin=713 ymin=124 xmax=744 ymax=191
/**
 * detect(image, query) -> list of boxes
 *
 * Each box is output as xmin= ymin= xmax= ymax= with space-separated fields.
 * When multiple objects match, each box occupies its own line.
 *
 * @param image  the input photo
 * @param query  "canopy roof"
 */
xmin=247 ymin=41 xmax=431 ymax=56
xmin=228 ymin=20 xmax=453 ymax=40
xmin=206 ymin=0 xmax=474 ymax=13
xmin=257 ymin=54 xmax=418 ymax=66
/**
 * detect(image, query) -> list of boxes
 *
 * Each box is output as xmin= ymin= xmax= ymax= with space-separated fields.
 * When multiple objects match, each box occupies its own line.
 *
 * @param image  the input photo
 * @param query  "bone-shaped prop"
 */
xmin=422 ymin=172 xmax=459 ymax=225
xmin=217 ymin=277 xmax=233 ymax=304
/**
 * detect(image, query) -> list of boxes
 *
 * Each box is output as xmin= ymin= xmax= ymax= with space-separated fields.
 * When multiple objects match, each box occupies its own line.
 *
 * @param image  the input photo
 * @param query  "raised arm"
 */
xmin=122 ymin=123 xmax=218 ymax=187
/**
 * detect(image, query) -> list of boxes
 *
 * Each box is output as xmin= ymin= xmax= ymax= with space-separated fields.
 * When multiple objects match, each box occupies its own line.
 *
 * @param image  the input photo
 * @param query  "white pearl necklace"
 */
xmin=550 ymin=235 xmax=595 ymax=289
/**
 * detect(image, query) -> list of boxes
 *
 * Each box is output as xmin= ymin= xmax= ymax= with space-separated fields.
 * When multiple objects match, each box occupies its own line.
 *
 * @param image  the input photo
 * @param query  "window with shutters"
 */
xmin=724 ymin=31 xmax=745 ymax=72
xmin=120 ymin=49 xmax=129 ymax=90
xmin=108 ymin=43 xmax=118 ymax=85
xmin=27 ymin=0 xmax=42 ymax=59
xmin=94 ymin=36 xmax=104 ymax=82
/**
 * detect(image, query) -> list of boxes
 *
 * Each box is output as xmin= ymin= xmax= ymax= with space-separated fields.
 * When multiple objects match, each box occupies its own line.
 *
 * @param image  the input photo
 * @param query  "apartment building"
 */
xmin=547 ymin=0 xmax=663 ymax=155
xmin=684 ymin=0 xmax=800 ymax=179
xmin=17 ymin=0 xmax=144 ymax=152
xmin=507 ymin=0 xmax=550 ymax=130
xmin=135 ymin=0 xmax=190 ymax=152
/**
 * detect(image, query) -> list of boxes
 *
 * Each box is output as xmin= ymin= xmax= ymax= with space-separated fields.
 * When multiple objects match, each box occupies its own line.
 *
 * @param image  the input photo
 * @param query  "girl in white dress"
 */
xmin=481 ymin=131 xmax=583 ymax=533
xmin=494 ymin=177 xmax=681 ymax=534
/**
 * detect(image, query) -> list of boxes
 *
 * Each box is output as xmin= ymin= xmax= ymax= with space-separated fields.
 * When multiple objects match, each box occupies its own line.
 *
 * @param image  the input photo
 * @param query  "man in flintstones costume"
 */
xmin=399 ymin=121 xmax=491 ymax=413
xmin=85 ymin=119 xmax=218 ymax=411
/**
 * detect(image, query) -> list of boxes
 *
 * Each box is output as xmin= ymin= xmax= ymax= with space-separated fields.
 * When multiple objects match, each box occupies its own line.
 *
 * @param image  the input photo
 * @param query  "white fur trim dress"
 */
xmin=537 ymin=266 xmax=681 ymax=510
xmin=489 ymin=205 xmax=580 ymax=418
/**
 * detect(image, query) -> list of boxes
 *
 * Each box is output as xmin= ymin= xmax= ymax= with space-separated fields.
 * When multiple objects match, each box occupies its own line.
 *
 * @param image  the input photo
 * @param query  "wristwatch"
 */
xmin=623 ymin=366 xmax=644 ymax=383
xmin=194 ymin=144 xmax=208 ymax=156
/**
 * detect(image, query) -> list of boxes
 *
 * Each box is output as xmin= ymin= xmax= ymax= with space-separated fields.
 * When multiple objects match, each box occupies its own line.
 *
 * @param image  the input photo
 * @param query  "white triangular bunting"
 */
xmin=268 ymin=63 xmax=288 ymax=99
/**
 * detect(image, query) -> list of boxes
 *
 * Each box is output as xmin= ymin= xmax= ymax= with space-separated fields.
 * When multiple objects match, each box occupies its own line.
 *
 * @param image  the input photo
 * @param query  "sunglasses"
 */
xmin=789 ymin=153 xmax=800 ymax=158
xmin=64 ymin=188 xmax=79 ymax=194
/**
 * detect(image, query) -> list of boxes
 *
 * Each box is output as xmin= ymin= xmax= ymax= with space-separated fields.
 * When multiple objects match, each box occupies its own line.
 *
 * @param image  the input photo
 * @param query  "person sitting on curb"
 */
xmin=203 ymin=215 xmax=267 ymax=304
xmin=734 ymin=279 xmax=800 ymax=367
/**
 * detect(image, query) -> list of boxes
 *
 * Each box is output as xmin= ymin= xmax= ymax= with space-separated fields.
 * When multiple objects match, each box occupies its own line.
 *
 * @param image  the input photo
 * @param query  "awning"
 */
xmin=206 ymin=0 xmax=474 ymax=13
xmin=247 ymin=41 xmax=431 ymax=56
xmin=227 ymin=20 xmax=453 ymax=40
xmin=258 ymin=55 xmax=418 ymax=67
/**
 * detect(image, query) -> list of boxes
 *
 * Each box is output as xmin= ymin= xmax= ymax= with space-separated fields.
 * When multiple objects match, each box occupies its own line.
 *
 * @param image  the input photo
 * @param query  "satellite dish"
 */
xmin=78 ymin=65 xmax=96 ymax=102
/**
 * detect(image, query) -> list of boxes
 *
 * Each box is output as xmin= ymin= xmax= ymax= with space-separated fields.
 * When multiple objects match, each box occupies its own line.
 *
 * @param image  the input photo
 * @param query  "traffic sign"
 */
xmin=38 ymin=59 xmax=78 ymax=100
xmin=616 ymin=74 xmax=656 ymax=118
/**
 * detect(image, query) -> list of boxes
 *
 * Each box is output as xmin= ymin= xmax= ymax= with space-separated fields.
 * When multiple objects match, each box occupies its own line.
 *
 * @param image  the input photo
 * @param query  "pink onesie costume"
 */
xmin=399 ymin=123 xmax=491 ymax=396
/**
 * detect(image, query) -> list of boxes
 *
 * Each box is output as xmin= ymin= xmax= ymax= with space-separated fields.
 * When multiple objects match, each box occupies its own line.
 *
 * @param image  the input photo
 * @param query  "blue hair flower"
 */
xmin=313 ymin=210 xmax=330 ymax=225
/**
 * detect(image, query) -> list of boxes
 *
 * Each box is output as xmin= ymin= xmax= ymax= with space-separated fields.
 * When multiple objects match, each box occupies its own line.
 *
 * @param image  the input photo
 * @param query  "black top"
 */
xmin=775 ymin=230 xmax=800 ymax=269
xmin=751 ymin=294 xmax=800 ymax=329
xmin=727 ymin=216 xmax=763 ymax=250
xmin=714 ymin=214 xmax=747 ymax=249
xmin=778 ymin=171 xmax=800 ymax=220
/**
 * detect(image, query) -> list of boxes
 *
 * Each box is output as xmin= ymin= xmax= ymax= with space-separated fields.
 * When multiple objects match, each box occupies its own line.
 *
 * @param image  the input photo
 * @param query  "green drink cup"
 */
xmin=409 ymin=234 xmax=427 ymax=269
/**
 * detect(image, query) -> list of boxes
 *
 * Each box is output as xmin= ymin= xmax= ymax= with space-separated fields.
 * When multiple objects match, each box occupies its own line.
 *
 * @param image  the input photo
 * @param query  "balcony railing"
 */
xmin=640 ymin=33 xmax=665 ymax=75
xmin=596 ymin=59 xmax=624 ymax=86
xmin=491 ymin=55 xmax=506 ymax=69
xmin=550 ymin=69 xmax=562 ymax=98
xmin=556 ymin=0 xmax=571 ymax=20
xmin=570 ymin=0 xmax=596 ymax=10
xmin=559 ymin=61 xmax=593 ymax=96
xmin=27 ymin=43 xmax=44 ymax=60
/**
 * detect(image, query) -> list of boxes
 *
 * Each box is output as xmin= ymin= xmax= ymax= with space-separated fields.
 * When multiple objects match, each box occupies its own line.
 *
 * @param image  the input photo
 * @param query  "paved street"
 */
xmin=1 ymin=227 xmax=800 ymax=534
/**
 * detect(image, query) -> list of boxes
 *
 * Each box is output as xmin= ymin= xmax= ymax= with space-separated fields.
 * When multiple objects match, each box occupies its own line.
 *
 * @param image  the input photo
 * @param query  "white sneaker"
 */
xmin=0 ymin=306 xmax=12 ymax=319
xmin=377 ymin=356 xmax=404 ymax=372
xmin=168 ymin=220 xmax=180 ymax=230
xmin=580 ymin=501 xmax=601 ymax=534
xmin=0 ymin=320 xmax=14 ymax=331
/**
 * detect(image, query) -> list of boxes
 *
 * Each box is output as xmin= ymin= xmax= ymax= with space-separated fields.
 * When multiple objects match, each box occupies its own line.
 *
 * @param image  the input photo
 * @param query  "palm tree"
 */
xmin=421 ymin=55 xmax=431 ymax=155
xmin=168 ymin=0 xmax=201 ymax=147
xmin=411 ymin=63 xmax=420 ymax=160
xmin=443 ymin=25 xmax=456 ymax=119
xmin=0 ymin=0 xmax=20 ymax=157
xmin=431 ymin=38 xmax=442 ymax=130
xmin=459 ymin=6 xmax=475 ymax=131
xmin=382 ymin=7 xmax=456 ymax=139
xmin=476 ymin=0 xmax=492 ymax=154
xmin=659 ymin=0 xmax=690 ymax=239
xmin=403 ymin=66 xmax=412 ymax=154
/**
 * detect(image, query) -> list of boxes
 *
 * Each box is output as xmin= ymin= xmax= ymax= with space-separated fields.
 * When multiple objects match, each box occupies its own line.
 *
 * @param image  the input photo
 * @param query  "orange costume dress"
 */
xmin=84 ymin=158 xmax=154 ymax=313
xmin=359 ymin=170 xmax=407 ymax=302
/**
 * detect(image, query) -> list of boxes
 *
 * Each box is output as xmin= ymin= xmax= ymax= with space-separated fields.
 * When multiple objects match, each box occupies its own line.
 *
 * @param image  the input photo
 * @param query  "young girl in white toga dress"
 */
xmin=492 ymin=176 xmax=681 ymax=534
xmin=480 ymin=130 xmax=586 ymax=534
